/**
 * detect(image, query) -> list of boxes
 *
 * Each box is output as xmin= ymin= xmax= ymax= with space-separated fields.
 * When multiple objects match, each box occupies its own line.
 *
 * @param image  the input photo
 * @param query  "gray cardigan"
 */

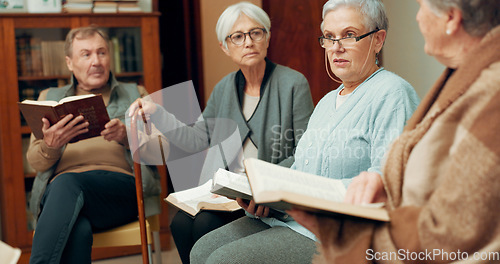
xmin=153 ymin=61 xmax=314 ymax=185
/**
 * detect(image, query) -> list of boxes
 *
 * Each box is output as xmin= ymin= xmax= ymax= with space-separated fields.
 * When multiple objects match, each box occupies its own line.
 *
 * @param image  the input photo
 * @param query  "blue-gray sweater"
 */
xmin=263 ymin=68 xmax=420 ymax=240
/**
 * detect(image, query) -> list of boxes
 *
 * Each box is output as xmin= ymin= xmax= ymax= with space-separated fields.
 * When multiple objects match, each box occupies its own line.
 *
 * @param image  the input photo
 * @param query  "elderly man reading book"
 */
xmin=27 ymin=25 xmax=165 ymax=264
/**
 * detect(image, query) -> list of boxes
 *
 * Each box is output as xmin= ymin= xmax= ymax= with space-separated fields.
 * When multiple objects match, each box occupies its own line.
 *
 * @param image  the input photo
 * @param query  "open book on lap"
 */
xmin=18 ymin=94 xmax=110 ymax=143
xmin=244 ymin=158 xmax=390 ymax=222
xmin=164 ymin=179 xmax=241 ymax=217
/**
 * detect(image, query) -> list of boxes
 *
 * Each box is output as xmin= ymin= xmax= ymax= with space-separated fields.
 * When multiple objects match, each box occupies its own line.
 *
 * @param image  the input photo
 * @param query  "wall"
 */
xmin=200 ymin=0 xmax=261 ymax=103
xmin=199 ymin=1 xmax=445 ymax=102
xmin=383 ymin=0 xmax=445 ymax=99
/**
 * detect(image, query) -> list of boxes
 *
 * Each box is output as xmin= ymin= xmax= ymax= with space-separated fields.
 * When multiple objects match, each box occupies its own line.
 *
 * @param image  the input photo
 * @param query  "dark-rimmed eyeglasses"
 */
xmin=226 ymin=28 xmax=267 ymax=46
xmin=318 ymin=28 xmax=380 ymax=48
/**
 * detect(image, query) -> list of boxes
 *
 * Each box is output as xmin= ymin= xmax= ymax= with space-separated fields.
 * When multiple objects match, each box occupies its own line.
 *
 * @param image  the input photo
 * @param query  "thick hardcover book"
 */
xmin=210 ymin=168 xmax=253 ymax=201
xmin=164 ymin=179 xmax=241 ymax=217
xmin=244 ymin=158 xmax=390 ymax=222
xmin=18 ymin=94 xmax=110 ymax=143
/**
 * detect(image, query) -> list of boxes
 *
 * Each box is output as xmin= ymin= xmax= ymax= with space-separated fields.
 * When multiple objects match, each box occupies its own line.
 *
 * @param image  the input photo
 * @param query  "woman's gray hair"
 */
xmin=216 ymin=1 xmax=271 ymax=49
xmin=320 ymin=0 xmax=388 ymax=33
xmin=424 ymin=0 xmax=500 ymax=37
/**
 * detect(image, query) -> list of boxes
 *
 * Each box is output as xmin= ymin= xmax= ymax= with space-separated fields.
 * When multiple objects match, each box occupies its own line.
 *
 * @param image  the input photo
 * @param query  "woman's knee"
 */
xmin=170 ymin=211 xmax=193 ymax=235
xmin=69 ymin=216 xmax=92 ymax=243
xmin=189 ymin=231 xmax=213 ymax=264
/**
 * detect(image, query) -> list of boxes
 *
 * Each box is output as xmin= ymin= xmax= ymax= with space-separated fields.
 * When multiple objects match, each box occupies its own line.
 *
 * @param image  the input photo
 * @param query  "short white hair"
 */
xmin=320 ymin=0 xmax=388 ymax=33
xmin=216 ymin=1 xmax=271 ymax=49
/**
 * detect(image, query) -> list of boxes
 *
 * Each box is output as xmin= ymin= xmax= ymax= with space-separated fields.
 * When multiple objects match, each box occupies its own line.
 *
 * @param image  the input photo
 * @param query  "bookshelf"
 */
xmin=0 ymin=11 xmax=170 ymax=263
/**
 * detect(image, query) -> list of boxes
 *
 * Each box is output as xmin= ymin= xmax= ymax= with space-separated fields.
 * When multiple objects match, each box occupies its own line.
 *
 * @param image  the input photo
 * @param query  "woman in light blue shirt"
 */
xmin=190 ymin=0 xmax=420 ymax=263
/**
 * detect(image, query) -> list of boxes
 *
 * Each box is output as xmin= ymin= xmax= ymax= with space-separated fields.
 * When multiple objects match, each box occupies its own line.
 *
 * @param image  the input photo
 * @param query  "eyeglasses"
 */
xmin=318 ymin=28 xmax=380 ymax=48
xmin=226 ymin=28 xmax=267 ymax=46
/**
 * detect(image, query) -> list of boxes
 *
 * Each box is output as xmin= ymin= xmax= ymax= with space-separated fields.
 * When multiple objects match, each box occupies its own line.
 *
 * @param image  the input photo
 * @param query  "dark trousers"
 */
xmin=30 ymin=170 xmax=138 ymax=264
xmin=170 ymin=209 xmax=245 ymax=264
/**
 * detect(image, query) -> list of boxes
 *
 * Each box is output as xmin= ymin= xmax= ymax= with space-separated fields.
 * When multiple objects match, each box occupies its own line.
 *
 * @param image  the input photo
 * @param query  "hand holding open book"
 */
xmin=18 ymin=94 xmax=110 ymax=143
xmin=166 ymin=160 xmax=389 ymax=221
xmin=243 ymin=158 xmax=389 ymax=222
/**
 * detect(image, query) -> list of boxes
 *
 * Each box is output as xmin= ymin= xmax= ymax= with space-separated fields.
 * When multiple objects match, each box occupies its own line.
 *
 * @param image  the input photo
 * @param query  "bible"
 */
xmin=18 ymin=94 xmax=110 ymax=143
xmin=164 ymin=179 xmax=241 ymax=217
xmin=210 ymin=168 xmax=253 ymax=201
xmin=244 ymin=158 xmax=390 ymax=222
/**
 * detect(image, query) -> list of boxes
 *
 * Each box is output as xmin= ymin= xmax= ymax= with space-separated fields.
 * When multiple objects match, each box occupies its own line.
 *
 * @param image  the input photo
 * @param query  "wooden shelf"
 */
xmin=0 ymin=12 xmax=161 ymax=18
xmin=18 ymin=72 xmax=143 ymax=81
xmin=0 ymin=9 xmax=169 ymax=263
xmin=18 ymin=75 xmax=71 ymax=81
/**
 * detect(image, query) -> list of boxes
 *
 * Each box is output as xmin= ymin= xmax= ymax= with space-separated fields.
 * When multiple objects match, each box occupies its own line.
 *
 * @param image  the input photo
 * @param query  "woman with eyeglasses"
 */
xmin=190 ymin=0 xmax=419 ymax=263
xmin=160 ymin=2 xmax=314 ymax=263
xmin=289 ymin=0 xmax=500 ymax=263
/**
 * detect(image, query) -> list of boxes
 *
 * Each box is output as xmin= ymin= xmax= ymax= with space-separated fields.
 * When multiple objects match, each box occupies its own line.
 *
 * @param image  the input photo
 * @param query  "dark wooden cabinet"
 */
xmin=0 ymin=11 xmax=171 ymax=263
xmin=263 ymin=0 xmax=340 ymax=104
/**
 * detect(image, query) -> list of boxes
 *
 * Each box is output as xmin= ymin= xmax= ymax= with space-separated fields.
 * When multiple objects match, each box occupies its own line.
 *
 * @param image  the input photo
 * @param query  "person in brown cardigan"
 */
xmin=288 ymin=0 xmax=500 ymax=263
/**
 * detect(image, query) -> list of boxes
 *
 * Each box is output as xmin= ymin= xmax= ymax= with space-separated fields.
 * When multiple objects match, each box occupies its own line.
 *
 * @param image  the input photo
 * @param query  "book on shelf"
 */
xmin=122 ymin=33 xmax=137 ymax=72
xmin=62 ymin=0 xmax=93 ymax=12
xmin=18 ymin=94 xmax=110 ymax=143
xmin=93 ymin=1 xmax=118 ymax=13
xmin=26 ymin=0 xmax=62 ymax=13
xmin=117 ymin=2 xmax=141 ymax=12
xmin=17 ymin=36 xmax=70 ymax=77
xmin=40 ymin=40 xmax=71 ymax=76
xmin=0 ymin=0 xmax=26 ymax=13
xmin=244 ymin=158 xmax=390 ymax=222
xmin=30 ymin=37 xmax=43 ymax=76
xmin=164 ymin=179 xmax=242 ymax=217
xmin=110 ymin=37 xmax=122 ymax=74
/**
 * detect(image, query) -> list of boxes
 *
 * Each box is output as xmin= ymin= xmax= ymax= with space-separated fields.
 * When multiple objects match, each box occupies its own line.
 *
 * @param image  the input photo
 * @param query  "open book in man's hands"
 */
xmin=244 ymin=158 xmax=390 ymax=222
xmin=164 ymin=180 xmax=242 ymax=217
xmin=18 ymin=94 xmax=110 ymax=143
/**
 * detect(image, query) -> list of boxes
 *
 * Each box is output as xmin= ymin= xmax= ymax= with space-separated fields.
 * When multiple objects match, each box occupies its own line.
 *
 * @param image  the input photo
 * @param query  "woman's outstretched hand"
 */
xmin=128 ymin=98 xmax=158 ymax=117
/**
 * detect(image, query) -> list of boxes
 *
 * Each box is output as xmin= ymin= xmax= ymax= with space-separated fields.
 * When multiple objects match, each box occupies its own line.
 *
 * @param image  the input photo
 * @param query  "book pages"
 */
xmin=245 ymin=158 xmax=346 ymax=203
xmin=165 ymin=180 xmax=241 ymax=217
xmin=211 ymin=168 xmax=252 ymax=200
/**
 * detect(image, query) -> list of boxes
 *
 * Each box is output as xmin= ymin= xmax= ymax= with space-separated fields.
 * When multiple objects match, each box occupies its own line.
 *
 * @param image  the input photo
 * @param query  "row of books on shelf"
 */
xmin=63 ymin=0 xmax=142 ymax=13
xmin=1 ymin=0 xmax=150 ymax=13
xmin=16 ymin=33 xmax=139 ymax=77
